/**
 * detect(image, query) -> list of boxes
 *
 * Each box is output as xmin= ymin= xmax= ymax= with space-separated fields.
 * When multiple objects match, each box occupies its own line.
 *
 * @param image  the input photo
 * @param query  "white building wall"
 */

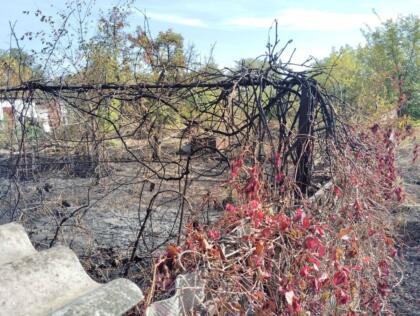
xmin=0 ymin=99 xmax=66 ymax=133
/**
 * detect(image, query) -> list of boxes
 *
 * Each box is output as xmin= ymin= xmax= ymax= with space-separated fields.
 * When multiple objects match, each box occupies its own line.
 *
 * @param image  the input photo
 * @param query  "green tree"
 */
xmin=362 ymin=15 xmax=419 ymax=118
xmin=129 ymin=28 xmax=186 ymax=83
xmin=80 ymin=6 xmax=131 ymax=84
xmin=128 ymin=28 xmax=190 ymax=158
xmin=317 ymin=46 xmax=388 ymax=121
xmin=0 ymin=48 xmax=42 ymax=86
xmin=318 ymin=15 xmax=419 ymax=121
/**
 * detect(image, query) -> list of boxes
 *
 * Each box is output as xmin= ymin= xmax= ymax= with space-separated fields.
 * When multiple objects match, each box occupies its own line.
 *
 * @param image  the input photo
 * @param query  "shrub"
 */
xmin=145 ymin=123 xmax=406 ymax=315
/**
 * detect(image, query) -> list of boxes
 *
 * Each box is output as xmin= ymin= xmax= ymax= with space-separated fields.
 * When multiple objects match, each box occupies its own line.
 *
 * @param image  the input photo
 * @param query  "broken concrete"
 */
xmin=51 ymin=279 xmax=143 ymax=316
xmin=146 ymin=273 xmax=205 ymax=316
xmin=0 ymin=222 xmax=36 ymax=265
xmin=0 ymin=222 xmax=143 ymax=316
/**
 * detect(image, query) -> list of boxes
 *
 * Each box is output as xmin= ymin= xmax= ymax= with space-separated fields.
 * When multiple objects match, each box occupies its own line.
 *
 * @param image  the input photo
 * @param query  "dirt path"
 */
xmin=391 ymin=138 xmax=420 ymax=315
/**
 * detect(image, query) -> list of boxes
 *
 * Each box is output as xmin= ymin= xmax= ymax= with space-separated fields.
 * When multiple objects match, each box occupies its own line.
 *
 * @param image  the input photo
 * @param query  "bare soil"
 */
xmin=391 ymin=137 xmax=420 ymax=315
xmin=0 ymin=144 xmax=228 ymax=287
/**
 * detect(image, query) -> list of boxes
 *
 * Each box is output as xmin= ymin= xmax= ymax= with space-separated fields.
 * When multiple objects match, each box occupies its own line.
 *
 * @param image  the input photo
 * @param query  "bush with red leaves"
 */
xmin=147 ymin=125 xmax=404 ymax=315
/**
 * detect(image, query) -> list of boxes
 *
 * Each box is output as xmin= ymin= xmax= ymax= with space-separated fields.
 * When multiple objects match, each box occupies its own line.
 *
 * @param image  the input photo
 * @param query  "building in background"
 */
xmin=0 ymin=98 xmax=66 ymax=132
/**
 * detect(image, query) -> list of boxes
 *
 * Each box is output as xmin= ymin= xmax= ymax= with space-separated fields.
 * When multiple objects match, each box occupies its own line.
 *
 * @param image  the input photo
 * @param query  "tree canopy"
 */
xmin=318 ymin=15 xmax=419 ymax=121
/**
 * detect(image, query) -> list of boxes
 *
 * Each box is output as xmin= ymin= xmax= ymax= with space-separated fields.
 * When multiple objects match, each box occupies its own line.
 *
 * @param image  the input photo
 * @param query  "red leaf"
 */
xmin=275 ymin=172 xmax=285 ymax=183
xmin=378 ymin=260 xmax=389 ymax=277
xmin=305 ymin=236 xmax=325 ymax=257
xmin=307 ymin=256 xmax=320 ymax=270
xmin=305 ymin=236 xmax=319 ymax=250
xmin=389 ymin=247 xmax=397 ymax=257
xmin=277 ymin=213 xmax=290 ymax=231
xmin=300 ymin=265 xmax=311 ymax=277
xmin=207 ymin=230 xmax=221 ymax=240
xmin=303 ymin=217 xmax=311 ymax=229
xmin=248 ymin=199 xmax=261 ymax=210
xmin=335 ymin=288 xmax=351 ymax=305
xmin=314 ymin=225 xmax=325 ymax=237
xmin=333 ymin=269 xmax=348 ymax=286
xmin=292 ymin=299 xmax=302 ymax=313
xmin=230 ymin=158 xmax=243 ymax=178
xmin=252 ymin=210 xmax=265 ymax=227
xmin=317 ymin=243 xmax=326 ymax=257
xmin=225 ymin=203 xmax=237 ymax=213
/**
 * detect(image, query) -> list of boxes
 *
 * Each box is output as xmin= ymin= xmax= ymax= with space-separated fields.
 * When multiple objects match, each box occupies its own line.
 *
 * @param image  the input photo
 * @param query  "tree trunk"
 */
xmin=296 ymin=82 xmax=316 ymax=196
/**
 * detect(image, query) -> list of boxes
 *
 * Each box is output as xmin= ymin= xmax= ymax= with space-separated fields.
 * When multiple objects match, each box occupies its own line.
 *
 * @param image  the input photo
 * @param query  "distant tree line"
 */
xmin=317 ymin=15 xmax=419 ymax=122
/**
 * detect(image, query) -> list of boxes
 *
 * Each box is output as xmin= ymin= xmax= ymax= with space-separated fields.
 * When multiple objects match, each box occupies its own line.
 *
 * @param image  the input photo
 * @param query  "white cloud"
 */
xmin=146 ymin=12 xmax=207 ymax=28
xmin=226 ymin=17 xmax=275 ymax=28
xmin=225 ymin=9 xmax=396 ymax=31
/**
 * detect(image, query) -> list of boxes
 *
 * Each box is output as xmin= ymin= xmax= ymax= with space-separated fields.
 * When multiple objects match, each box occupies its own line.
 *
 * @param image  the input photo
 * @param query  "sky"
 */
xmin=0 ymin=0 xmax=419 ymax=67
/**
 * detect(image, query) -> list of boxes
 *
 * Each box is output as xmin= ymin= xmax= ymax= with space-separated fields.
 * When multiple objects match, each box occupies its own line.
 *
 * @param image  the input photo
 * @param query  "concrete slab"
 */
xmin=0 ymin=223 xmax=143 ymax=316
xmin=0 ymin=222 xmax=36 ymax=265
xmin=51 ymin=279 xmax=143 ymax=316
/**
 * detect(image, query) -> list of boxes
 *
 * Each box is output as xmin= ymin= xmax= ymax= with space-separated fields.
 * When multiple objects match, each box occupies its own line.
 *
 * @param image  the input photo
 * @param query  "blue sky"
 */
xmin=1 ymin=0 xmax=419 ymax=67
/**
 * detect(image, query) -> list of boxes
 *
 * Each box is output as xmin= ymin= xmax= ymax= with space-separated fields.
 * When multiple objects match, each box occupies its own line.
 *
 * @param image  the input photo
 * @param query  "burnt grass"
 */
xmin=0 ymin=143 xmax=229 ymax=290
xmin=391 ymin=141 xmax=420 ymax=315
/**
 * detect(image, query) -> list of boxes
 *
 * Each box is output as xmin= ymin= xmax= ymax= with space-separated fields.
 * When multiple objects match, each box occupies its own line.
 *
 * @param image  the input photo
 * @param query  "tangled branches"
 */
xmin=0 ymin=42 xmax=342 ymax=234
